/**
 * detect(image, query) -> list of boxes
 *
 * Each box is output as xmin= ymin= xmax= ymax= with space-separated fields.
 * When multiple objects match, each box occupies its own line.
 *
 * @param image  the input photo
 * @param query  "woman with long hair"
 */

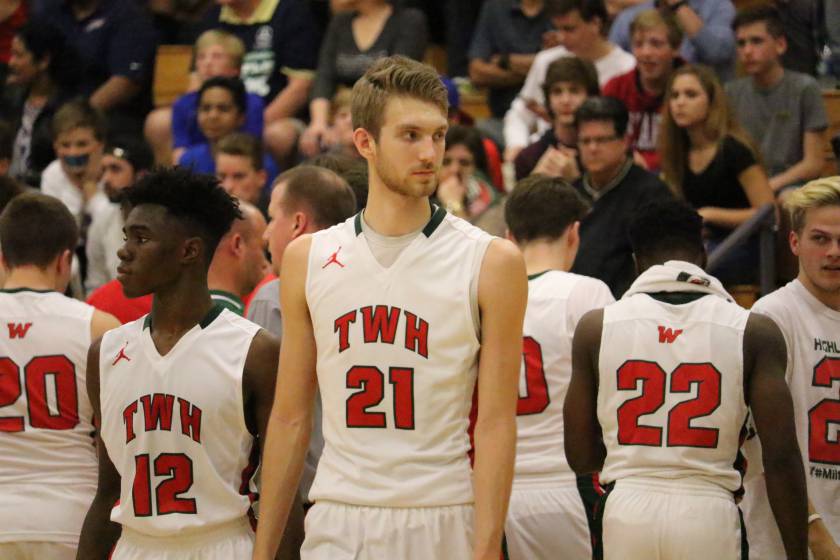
xmin=658 ymin=64 xmax=774 ymax=283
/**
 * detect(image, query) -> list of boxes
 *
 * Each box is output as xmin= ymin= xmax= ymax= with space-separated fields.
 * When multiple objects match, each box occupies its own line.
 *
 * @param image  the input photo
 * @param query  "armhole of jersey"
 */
xmin=470 ymin=236 xmax=493 ymax=338
xmin=238 ymin=324 xmax=263 ymax=437
xmin=304 ymin=232 xmax=319 ymax=316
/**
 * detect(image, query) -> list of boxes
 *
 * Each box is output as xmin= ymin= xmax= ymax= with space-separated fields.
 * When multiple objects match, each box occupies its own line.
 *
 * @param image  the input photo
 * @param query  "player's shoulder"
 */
xmin=530 ymin=270 xmax=607 ymax=296
xmin=441 ymin=211 xmax=496 ymax=245
xmin=752 ymin=280 xmax=805 ymax=319
xmin=211 ymin=307 xmax=263 ymax=338
xmin=1 ymin=289 xmax=95 ymax=320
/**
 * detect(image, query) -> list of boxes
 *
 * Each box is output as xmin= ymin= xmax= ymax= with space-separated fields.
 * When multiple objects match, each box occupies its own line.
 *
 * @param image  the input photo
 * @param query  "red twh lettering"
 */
xmin=123 ymin=400 xmax=138 ymax=443
xmin=334 ymin=310 xmax=357 ymax=352
xmin=404 ymin=311 xmax=429 ymax=358
xmin=658 ymin=326 xmax=684 ymax=344
xmin=141 ymin=394 xmax=175 ymax=432
xmin=361 ymin=305 xmax=401 ymax=344
xmin=7 ymin=322 xmax=32 ymax=339
xmin=178 ymin=398 xmax=202 ymax=443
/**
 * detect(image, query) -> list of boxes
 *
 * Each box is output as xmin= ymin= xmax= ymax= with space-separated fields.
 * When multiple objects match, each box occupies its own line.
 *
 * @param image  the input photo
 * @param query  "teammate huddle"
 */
xmin=0 ymin=55 xmax=837 ymax=560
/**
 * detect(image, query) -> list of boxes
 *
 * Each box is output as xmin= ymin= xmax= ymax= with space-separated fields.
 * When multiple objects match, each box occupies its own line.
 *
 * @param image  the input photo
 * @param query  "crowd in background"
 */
xmin=0 ymin=0 xmax=838 ymax=313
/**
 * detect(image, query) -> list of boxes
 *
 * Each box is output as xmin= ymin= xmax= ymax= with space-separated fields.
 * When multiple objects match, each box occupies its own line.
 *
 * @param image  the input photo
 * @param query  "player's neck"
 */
xmin=149 ymin=282 xmax=215 ymax=335
xmin=2 ymin=267 xmax=60 ymax=291
xmin=364 ymin=183 xmax=433 ymax=236
xmin=521 ymin=239 xmax=575 ymax=275
xmin=798 ymin=271 xmax=840 ymax=311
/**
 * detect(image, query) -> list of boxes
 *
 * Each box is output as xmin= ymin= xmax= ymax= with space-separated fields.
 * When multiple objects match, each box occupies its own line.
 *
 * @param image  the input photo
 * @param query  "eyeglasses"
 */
xmin=578 ymin=135 xmax=620 ymax=146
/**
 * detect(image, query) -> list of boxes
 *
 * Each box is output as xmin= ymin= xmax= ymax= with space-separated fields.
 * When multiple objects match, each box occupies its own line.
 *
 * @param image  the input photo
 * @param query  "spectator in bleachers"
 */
xmin=514 ymin=56 xmax=598 ymax=180
xmin=37 ymin=0 xmax=157 ymax=135
xmin=435 ymin=125 xmax=500 ymax=221
xmin=569 ymin=95 xmax=671 ymax=297
xmin=301 ymin=88 xmax=360 ymax=159
xmin=503 ymin=0 xmax=635 ymax=162
xmin=603 ymin=8 xmax=682 ymax=172
xmin=40 ymin=99 xmax=108 ymax=228
xmin=466 ymin=0 xmax=555 ymax=148
xmin=178 ymin=77 xmax=278 ymax=180
xmin=145 ymin=29 xmax=265 ymax=166
xmin=775 ymin=0 xmax=821 ymax=75
xmin=0 ymin=119 xmax=12 ymax=177
xmin=215 ymin=131 xmax=272 ymax=215
xmin=85 ymin=136 xmax=153 ymax=293
xmin=3 ymin=22 xmax=77 ymax=187
xmin=608 ymin=0 xmax=736 ymax=80
xmin=0 ymin=0 xmax=27 ymax=86
xmin=197 ymin=0 xmax=321 ymax=164
xmin=726 ymin=4 xmax=828 ymax=195
xmin=300 ymin=0 xmax=426 ymax=157
xmin=660 ymin=64 xmax=774 ymax=284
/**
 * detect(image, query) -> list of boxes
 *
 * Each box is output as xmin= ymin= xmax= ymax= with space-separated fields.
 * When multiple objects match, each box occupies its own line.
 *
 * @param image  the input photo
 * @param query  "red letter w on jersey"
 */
xmin=658 ymin=326 xmax=683 ymax=344
xmin=7 ymin=322 xmax=32 ymax=339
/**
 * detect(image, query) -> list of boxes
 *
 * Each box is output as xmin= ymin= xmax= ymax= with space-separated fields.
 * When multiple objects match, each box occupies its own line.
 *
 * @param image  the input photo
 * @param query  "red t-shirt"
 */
xmin=86 ymin=280 xmax=153 ymax=324
xmin=602 ymin=68 xmax=664 ymax=172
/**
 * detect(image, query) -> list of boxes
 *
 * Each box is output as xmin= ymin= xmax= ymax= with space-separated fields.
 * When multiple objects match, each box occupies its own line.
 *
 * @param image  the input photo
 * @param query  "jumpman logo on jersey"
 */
xmin=322 ymin=246 xmax=345 ymax=269
xmin=112 ymin=342 xmax=131 ymax=366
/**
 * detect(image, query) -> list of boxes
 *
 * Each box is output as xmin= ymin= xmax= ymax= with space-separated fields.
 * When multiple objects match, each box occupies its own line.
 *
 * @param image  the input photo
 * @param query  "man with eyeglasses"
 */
xmin=569 ymin=96 xmax=672 ymax=297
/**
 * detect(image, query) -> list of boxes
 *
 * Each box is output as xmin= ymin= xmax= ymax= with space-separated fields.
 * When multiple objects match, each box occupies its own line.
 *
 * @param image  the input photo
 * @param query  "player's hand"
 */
xmin=436 ymin=175 xmax=467 ymax=214
xmin=810 ymin=521 xmax=840 ymax=560
xmin=504 ymin=146 xmax=523 ymax=163
xmin=300 ymin=122 xmax=329 ymax=157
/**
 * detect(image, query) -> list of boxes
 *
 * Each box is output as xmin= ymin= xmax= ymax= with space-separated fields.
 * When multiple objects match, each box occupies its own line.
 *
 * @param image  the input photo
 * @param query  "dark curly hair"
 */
xmin=628 ymin=198 xmax=704 ymax=263
xmin=122 ymin=167 xmax=242 ymax=265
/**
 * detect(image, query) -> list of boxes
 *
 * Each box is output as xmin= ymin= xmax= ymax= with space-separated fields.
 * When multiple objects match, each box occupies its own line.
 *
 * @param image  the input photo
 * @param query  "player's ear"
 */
xmin=353 ymin=128 xmax=375 ymax=160
xmin=231 ymin=233 xmax=244 ymax=256
xmin=181 ymin=237 xmax=203 ymax=265
xmin=504 ymin=228 xmax=515 ymax=242
xmin=567 ymin=221 xmax=580 ymax=247
xmin=788 ymin=229 xmax=801 ymax=257
xmin=292 ymin=211 xmax=309 ymax=238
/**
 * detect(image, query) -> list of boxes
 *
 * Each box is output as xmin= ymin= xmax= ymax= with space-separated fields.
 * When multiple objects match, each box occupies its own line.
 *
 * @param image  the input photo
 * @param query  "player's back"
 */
xmin=598 ymin=290 xmax=750 ymax=492
xmin=0 ymin=288 xmax=97 ymax=545
xmin=516 ymin=271 xmax=613 ymax=484
xmin=98 ymin=306 xmax=261 ymax=538
xmin=306 ymin=210 xmax=492 ymax=508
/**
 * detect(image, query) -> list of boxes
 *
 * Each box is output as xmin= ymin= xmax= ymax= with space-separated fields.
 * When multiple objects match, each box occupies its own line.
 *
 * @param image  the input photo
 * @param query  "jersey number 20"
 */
xmin=617 ymin=360 xmax=721 ymax=448
xmin=0 ymin=355 xmax=78 ymax=432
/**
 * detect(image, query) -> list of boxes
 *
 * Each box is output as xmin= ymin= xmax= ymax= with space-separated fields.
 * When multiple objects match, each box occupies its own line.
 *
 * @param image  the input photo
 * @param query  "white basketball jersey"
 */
xmin=0 ymin=289 xmax=96 ymax=544
xmin=515 ymin=271 xmax=613 ymax=484
xmin=598 ymin=290 xmax=750 ymax=492
xmin=306 ymin=208 xmax=492 ymax=507
xmin=99 ymin=306 xmax=261 ymax=537
xmin=750 ymin=280 xmax=840 ymax=541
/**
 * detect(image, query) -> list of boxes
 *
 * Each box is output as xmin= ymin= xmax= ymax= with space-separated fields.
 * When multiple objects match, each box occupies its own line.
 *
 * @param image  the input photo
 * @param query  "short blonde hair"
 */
xmin=785 ymin=176 xmax=840 ymax=233
xmin=331 ymin=88 xmax=353 ymax=119
xmin=351 ymin=56 xmax=448 ymax=139
xmin=630 ymin=9 xmax=683 ymax=49
xmin=195 ymin=29 xmax=246 ymax=70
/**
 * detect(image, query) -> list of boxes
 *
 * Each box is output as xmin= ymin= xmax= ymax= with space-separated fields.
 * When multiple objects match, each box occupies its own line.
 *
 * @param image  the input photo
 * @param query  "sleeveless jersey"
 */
xmin=751 ymin=280 xmax=840 ymax=541
xmin=99 ymin=306 xmax=261 ymax=537
xmin=0 ymin=288 xmax=96 ymax=544
xmin=515 ymin=271 xmax=613 ymax=485
xmin=306 ymin=208 xmax=492 ymax=507
xmin=598 ymin=291 xmax=750 ymax=492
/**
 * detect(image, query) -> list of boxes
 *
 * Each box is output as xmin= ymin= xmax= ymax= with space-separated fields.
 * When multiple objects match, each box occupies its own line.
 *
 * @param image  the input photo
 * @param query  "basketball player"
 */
xmin=253 ymin=56 xmax=528 ymax=560
xmin=503 ymin=175 xmax=614 ymax=559
xmin=564 ymin=198 xmax=808 ymax=559
xmin=741 ymin=177 xmax=840 ymax=560
xmin=75 ymin=168 xmax=302 ymax=559
xmin=0 ymin=193 xmax=120 ymax=560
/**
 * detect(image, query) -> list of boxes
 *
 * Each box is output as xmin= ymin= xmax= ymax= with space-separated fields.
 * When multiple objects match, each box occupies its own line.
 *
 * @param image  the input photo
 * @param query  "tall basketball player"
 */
xmin=741 ymin=177 xmax=840 ymax=560
xmin=0 ymin=193 xmax=120 ymax=560
xmin=253 ymin=56 xmax=528 ymax=560
xmin=503 ymin=175 xmax=614 ymax=559
xmin=564 ymin=198 xmax=808 ymax=559
xmin=75 ymin=168 xmax=302 ymax=559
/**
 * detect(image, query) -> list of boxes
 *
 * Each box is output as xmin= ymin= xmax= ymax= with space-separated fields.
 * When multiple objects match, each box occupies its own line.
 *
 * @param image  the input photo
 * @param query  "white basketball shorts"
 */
xmin=110 ymin=518 xmax=254 ymax=560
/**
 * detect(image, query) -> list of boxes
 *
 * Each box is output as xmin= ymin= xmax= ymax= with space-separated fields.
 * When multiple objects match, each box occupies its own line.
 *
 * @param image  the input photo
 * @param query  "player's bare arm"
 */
xmin=90 ymin=309 xmax=121 ymax=340
xmin=243 ymin=329 xmax=305 ymax=560
xmin=253 ymin=235 xmax=318 ymax=560
xmin=564 ymin=308 xmax=607 ymax=474
xmin=808 ymin=498 xmax=840 ymax=560
xmin=472 ymin=239 xmax=527 ymax=560
xmin=76 ymin=337 xmax=122 ymax=560
xmin=745 ymin=312 xmax=808 ymax=560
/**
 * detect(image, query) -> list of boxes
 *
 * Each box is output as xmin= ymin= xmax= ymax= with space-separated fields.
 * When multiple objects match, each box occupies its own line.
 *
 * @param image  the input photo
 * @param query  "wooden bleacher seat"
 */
xmin=822 ymin=90 xmax=840 ymax=176
xmin=152 ymin=45 xmax=193 ymax=108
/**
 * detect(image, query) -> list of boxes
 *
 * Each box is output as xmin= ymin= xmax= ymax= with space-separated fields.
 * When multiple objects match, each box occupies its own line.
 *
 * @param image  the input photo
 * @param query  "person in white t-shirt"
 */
xmin=503 ymin=174 xmax=614 ymax=559
xmin=742 ymin=176 xmax=840 ymax=560
xmin=503 ymin=0 xmax=636 ymax=160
